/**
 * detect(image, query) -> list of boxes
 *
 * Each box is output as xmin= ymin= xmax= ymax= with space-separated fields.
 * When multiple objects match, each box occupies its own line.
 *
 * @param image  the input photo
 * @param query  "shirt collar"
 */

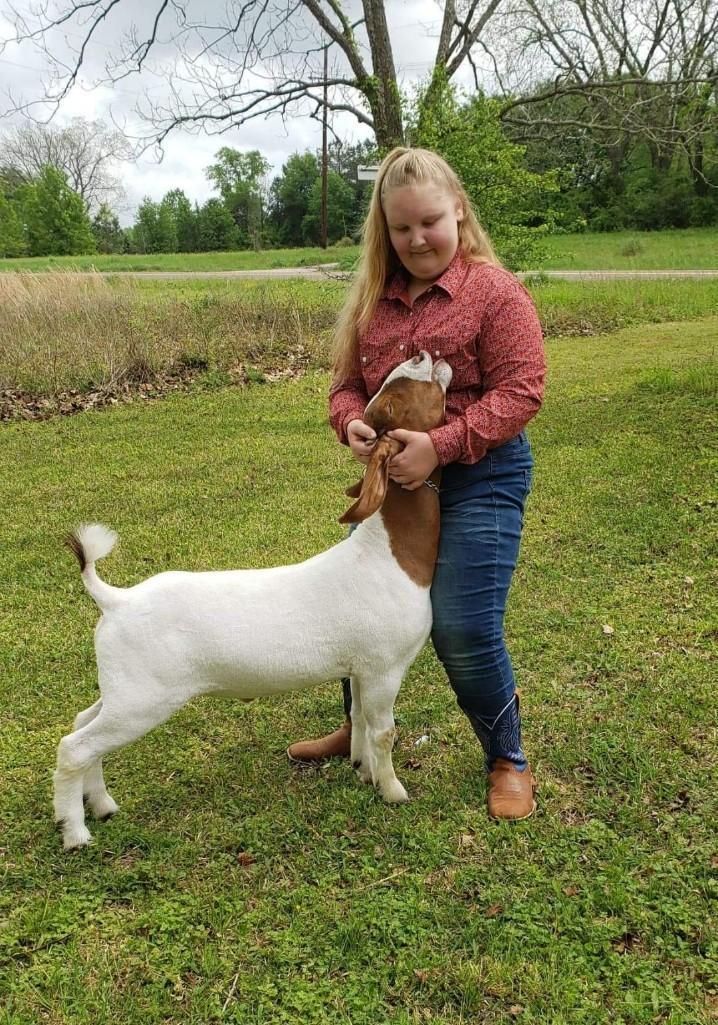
xmin=384 ymin=249 xmax=467 ymax=304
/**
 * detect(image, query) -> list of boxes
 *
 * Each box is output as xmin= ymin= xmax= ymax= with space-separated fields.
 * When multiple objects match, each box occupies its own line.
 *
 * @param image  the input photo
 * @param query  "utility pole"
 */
xmin=321 ymin=42 xmax=328 ymax=249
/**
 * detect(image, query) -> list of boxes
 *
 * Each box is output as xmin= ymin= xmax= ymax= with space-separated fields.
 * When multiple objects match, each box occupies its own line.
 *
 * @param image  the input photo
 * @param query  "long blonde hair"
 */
xmin=332 ymin=146 xmax=502 ymax=382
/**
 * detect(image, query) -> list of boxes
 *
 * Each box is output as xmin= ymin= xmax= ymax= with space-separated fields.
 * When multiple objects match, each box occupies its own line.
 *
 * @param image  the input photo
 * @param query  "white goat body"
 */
xmin=85 ymin=515 xmax=430 ymax=700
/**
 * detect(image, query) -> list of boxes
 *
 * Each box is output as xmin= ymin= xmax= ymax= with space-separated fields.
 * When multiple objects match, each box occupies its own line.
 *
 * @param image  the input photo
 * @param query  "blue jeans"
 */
xmin=430 ymin=432 xmax=533 ymax=768
xmin=342 ymin=432 xmax=533 ymax=767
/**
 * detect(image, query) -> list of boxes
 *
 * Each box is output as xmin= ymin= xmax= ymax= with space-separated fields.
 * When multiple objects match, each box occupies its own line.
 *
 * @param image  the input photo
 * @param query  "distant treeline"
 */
xmin=1 ymin=93 xmax=717 ymax=260
xmin=0 ymin=141 xmax=377 ymax=259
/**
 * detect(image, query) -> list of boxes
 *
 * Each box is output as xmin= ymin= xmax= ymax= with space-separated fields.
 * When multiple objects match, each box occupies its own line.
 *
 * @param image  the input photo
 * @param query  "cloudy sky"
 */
xmin=0 ymin=1 xmax=487 ymax=224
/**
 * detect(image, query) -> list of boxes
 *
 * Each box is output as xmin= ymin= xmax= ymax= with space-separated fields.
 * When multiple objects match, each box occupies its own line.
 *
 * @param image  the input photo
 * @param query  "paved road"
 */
xmin=102 ymin=264 xmax=718 ymax=281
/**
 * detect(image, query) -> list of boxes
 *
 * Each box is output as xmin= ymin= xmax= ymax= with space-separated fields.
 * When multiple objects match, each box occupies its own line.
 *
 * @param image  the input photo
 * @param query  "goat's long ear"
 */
xmin=339 ymin=437 xmax=401 ymax=524
xmin=345 ymin=479 xmax=363 ymax=498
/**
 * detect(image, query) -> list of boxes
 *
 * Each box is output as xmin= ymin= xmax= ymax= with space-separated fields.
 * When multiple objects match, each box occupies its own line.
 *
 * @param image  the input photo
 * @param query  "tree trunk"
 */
xmin=361 ymin=0 xmax=405 ymax=150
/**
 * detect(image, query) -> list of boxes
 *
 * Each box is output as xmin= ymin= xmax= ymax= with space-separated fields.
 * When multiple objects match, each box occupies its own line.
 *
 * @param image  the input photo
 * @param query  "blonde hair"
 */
xmin=332 ymin=146 xmax=502 ymax=382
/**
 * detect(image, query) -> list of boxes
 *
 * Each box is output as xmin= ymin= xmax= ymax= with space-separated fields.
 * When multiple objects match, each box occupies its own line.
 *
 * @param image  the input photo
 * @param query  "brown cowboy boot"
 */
xmin=487 ymin=759 xmax=537 ymax=821
xmin=286 ymin=720 xmax=352 ymax=763
xmin=465 ymin=692 xmax=538 ymax=821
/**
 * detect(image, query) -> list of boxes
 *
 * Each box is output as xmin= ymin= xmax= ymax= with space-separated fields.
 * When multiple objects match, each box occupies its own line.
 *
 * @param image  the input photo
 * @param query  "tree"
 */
xmin=196 ymin=199 xmax=239 ymax=251
xmin=0 ymin=1 xmax=506 ymax=151
xmin=412 ymin=77 xmax=559 ymax=269
xmin=325 ymin=137 xmax=380 ymax=237
xmin=205 ymin=148 xmax=270 ymax=249
xmin=3 ymin=0 xmax=716 ymax=164
xmin=18 ymin=165 xmax=95 ymax=255
xmin=490 ymin=1 xmax=718 ymax=184
xmin=0 ymin=191 xmax=26 ymax=257
xmin=302 ymin=169 xmax=357 ymax=244
xmin=0 ymin=119 xmax=131 ymax=212
xmin=161 ymin=189 xmax=198 ymax=252
xmin=268 ymin=153 xmax=321 ymax=247
xmin=91 ymin=202 xmax=124 ymax=253
xmin=133 ymin=196 xmax=178 ymax=254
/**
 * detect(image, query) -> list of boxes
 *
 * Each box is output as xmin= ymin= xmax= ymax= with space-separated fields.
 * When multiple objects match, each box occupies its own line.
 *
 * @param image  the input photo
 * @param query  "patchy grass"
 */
xmin=0 ymin=319 xmax=716 ymax=1023
xmin=2 ymin=227 xmax=718 ymax=277
xmin=543 ymin=227 xmax=718 ymax=270
xmin=0 ymin=245 xmax=358 ymax=274
xmin=2 ymin=272 xmax=718 ymax=409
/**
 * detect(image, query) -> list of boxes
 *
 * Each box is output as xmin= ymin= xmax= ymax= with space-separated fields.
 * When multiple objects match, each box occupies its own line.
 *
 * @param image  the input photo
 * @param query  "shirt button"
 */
xmin=361 ymin=356 xmax=367 ymax=363
xmin=435 ymin=350 xmax=441 ymax=357
xmin=399 ymin=344 xmax=405 ymax=351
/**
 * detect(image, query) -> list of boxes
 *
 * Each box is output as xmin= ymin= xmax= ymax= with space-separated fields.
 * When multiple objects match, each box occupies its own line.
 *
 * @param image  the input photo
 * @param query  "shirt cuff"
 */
xmin=428 ymin=422 xmax=465 ymax=466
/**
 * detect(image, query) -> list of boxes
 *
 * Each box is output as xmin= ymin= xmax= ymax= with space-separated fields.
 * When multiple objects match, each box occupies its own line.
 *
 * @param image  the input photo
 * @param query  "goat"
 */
xmin=55 ymin=351 xmax=452 ymax=849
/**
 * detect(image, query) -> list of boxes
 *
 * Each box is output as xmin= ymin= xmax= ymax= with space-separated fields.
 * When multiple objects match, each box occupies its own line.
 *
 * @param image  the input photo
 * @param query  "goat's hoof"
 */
xmin=357 ymin=767 xmax=373 ymax=786
xmin=63 ymin=825 xmax=93 ymax=850
xmin=89 ymin=795 xmax=119 ymax=820
xmin=352 ymin=759 xmax=362 ymax=770
xmin=382 ymin=781 xmax=409 ymax=804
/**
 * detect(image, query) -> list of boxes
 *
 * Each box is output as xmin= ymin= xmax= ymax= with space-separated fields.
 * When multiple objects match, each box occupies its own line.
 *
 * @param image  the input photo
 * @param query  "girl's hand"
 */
xmin=387 ymin=430 xmax=439 ymax=490
xmin=347 ymin=419 xmax=377 ymax=464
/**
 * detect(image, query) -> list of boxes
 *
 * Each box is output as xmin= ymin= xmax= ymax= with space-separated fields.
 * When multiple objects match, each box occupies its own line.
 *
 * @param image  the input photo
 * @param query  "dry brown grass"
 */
xmin=0 ymin=271 xmax=338 ymax=396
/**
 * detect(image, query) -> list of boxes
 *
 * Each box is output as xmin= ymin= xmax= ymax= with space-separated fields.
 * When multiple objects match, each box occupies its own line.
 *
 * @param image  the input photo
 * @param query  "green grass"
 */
xmin=1 ymin=319 xmax=717 ymax=1023
xmin=0 ymin=245 xmax=359 ymax=274
xmin=2 ymin=272 xmax=718 ymax=400
xmin=543 ymin=227 xmax=718 ymax=270
xmin=3 ymin=227 xmax=718 ymax=276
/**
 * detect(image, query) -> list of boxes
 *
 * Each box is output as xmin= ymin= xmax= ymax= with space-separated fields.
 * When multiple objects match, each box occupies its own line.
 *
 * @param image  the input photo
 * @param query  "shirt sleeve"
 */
xmin=328 ymin=350 xmax=370 ymax=445
xmin=427 ymin=280 xmax=546 ymax=466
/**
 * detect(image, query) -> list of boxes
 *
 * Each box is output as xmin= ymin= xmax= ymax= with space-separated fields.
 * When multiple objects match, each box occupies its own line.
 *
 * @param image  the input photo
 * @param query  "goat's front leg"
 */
xmin=359 ymin=672 xmax=408 ymax=804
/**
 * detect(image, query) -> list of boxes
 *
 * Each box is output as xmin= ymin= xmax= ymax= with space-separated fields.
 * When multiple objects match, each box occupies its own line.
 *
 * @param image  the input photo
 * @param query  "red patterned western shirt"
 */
xmin=329 ymin=251 xmax=546 ymax=466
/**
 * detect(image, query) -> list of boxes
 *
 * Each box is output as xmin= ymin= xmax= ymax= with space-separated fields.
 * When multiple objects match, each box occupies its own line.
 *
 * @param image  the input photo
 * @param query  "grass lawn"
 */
xmin=2 ymin=272 xmax=718 ymax=401
xmin=0 ymin=245 xmax=358 ymax=275
xmin=1 ymin=319 xmax=717 ymax=1023
xmin=2 ymin=226 xmax=718 ymax=277
xmin=543 ymin=228 xmax=718 ymax=271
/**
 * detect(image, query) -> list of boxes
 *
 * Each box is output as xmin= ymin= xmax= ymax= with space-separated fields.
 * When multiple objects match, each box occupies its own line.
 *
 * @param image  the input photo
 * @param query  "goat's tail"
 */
xmin=65 ymin=524 xmax=125 ymax=611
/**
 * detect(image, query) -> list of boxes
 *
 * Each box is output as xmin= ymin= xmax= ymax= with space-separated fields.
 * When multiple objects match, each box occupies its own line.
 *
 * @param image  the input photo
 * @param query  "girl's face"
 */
xmin=383 ymin=183 xmax=463 ymax=285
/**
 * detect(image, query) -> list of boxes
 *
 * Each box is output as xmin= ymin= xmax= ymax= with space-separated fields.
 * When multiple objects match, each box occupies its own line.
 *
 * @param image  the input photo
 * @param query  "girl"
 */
xmin=288 ymin=147 xmax=546 ymax=820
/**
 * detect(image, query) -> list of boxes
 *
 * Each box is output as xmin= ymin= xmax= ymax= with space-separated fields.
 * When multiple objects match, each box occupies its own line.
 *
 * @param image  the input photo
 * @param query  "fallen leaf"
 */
xmin=602 ymin=624 xmax=614 ymax=635
xmin=485 ymin=903 xmax=503 ymax=917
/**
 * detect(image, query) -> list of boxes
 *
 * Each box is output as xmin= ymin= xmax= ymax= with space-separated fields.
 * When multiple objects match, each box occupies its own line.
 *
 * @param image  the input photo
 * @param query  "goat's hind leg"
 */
xmin=54 ymin=693 xmax=180 ymax=850
xmin=72 ymin=699 xmax=119 ymax=821
xmin=358 ymin=672 xmax=408 ymax=805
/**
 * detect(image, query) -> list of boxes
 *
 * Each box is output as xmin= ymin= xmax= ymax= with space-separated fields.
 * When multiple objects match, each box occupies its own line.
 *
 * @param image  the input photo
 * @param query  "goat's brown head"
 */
xmin=340 ymin=351 xmax=452 ymax=524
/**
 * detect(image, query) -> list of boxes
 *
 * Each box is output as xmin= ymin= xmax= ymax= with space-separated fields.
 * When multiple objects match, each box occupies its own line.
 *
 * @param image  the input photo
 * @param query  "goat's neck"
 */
xmin=378 ymin=469 xmax=441 ymax=588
